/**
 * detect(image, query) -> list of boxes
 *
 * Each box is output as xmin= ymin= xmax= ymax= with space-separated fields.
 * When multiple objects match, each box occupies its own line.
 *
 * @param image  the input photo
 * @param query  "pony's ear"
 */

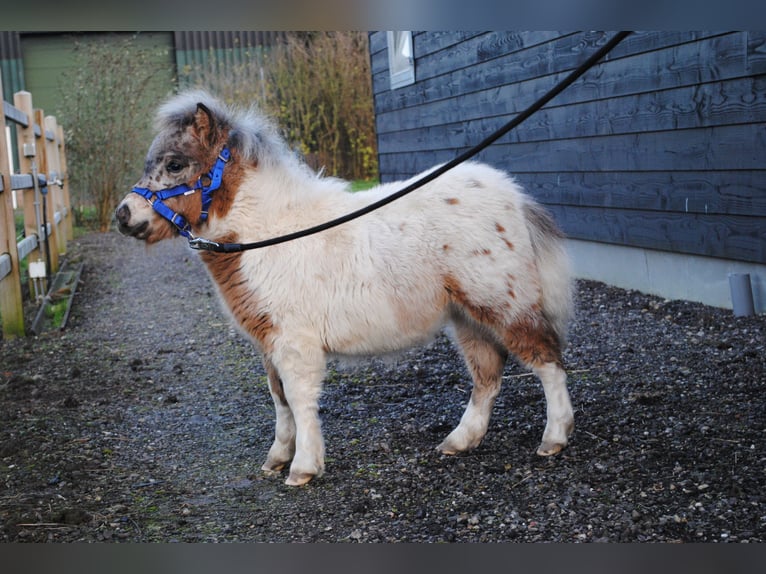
xmin=192 ymin=102 xmax=218 ymax=146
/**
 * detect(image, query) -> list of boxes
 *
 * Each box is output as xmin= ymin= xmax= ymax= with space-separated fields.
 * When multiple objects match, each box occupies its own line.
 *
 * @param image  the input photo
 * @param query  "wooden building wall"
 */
xmin=369 ymin=31 xmax=766 ymax=265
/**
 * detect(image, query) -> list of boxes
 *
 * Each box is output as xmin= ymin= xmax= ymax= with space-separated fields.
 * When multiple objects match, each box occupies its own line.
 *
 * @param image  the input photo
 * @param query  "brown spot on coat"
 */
xmin=445 ymin=197 xmax=460 ymax=205
xmin=494 ymin=222 xmax=514 ymax=250
xmin=506 ymin=274 xmax=517 ymax=299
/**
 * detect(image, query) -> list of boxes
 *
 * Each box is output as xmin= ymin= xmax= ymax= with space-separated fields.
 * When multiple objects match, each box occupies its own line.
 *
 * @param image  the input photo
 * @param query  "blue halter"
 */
xmin=131 ymin=147 xmax=231 ymax=239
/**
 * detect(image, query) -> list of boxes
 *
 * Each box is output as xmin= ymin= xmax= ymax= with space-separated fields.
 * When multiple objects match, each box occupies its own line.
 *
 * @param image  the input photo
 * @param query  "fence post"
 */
xmin=13 ymin=92 xmax=43 ymax=284
xmin=43 ymin=114 xmax=66 ymax=258
xmin=56 ymin=123 xmax=73 ymax=241
xmin=36 ymin=109 xmax=59 ymax=272
xmin=0 ymin=78 xmax=26 ymax=338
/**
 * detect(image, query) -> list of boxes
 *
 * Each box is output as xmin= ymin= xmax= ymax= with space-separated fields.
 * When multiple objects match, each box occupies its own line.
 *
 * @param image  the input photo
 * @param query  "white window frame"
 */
xmin=387 ymin=31 xmax=415 ymax=90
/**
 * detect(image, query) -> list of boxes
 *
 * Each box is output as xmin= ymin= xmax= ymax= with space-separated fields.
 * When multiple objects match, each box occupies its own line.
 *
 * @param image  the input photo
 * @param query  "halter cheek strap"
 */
xmin=131 ymin=147 xmax=231 ymax=238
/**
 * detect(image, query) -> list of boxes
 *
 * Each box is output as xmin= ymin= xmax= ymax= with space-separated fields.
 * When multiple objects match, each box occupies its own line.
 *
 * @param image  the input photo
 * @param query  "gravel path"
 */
xmin=1 ymin=231 xmax=764 ymax=542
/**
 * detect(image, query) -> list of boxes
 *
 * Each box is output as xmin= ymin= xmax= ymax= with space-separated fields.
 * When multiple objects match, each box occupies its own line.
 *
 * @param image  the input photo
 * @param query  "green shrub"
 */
xmin=183 ymin=32 xmax=378 ymax=182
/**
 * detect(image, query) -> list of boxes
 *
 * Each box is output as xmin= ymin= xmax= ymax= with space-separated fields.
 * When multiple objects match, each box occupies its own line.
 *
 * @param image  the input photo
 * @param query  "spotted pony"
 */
xmin=116 ymin=90 xmax=575 ymax=486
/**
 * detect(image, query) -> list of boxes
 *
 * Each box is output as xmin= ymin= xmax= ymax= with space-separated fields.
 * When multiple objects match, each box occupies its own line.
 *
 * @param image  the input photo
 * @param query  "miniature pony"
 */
xmin=116 ymin=91 xmax=574 ymax=485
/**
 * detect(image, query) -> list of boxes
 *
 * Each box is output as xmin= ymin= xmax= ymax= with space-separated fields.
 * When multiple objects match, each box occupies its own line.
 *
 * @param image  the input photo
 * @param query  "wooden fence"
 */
xmin=0 ymin=77 xmax=72 ymax=339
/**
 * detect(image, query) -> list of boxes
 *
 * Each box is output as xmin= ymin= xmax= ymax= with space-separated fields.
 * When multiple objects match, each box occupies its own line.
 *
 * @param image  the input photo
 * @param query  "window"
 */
xmin=387 ymin=31 xmax=415 ymax=90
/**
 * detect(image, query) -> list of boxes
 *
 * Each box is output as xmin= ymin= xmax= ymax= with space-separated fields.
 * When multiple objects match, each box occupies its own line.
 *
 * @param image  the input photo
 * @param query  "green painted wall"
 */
xmin=20 ymin=32 xmax=175 ymax=117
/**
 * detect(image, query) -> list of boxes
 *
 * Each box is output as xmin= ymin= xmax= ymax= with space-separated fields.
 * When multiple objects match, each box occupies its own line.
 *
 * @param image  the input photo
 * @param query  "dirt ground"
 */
xmin=1 ymin=231 xmax=764 ymax=542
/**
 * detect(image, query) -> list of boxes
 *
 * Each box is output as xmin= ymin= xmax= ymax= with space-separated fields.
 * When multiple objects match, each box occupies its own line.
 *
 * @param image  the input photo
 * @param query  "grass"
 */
xmin=15 ymin=212 xmax=24 ymax=239
xmin=350 ymin=179 xmax=379 ymax=192
xmin=44 ymin=299 xmax=69 ymax=329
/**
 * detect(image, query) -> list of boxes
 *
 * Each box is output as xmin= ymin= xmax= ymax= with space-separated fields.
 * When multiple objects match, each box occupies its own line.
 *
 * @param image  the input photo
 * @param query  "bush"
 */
xmin=183 ymin=32 xmax=378 ymax=181
xmin=56 ymin=34 xmax=173 ymax=232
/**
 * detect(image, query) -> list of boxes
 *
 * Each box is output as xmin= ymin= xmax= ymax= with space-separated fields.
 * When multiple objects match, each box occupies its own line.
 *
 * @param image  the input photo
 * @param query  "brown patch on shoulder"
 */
xmin=200 ymin=231 xmax=277 ymax=352
xmin=445 ymin=197 xmax=460 ymax=205
xmin=208 ymin=149 xmax=246 ymax=220
xmin=495 ymin=223 xmax=506 ymax=233
xmin=442 ymin=244 xmax=451 ymax=251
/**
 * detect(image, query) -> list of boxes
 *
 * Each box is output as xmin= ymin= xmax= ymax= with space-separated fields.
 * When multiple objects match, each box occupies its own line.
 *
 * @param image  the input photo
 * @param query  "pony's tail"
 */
xmin=523 ymin=200 xmax=573 ymax=350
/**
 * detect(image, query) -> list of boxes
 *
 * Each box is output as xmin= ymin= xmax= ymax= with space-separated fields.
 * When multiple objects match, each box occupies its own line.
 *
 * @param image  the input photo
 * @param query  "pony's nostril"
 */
xmin=116 ymin=203 xmax=131 ymax=225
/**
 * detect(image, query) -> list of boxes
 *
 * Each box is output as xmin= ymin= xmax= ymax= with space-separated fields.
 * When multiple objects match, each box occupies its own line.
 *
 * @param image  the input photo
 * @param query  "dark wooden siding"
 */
xmin=370 ymin=31 xmax=766 ymax=264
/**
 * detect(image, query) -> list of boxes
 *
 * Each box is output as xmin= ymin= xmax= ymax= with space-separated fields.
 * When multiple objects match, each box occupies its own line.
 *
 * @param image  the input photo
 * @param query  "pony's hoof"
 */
xmin=285 ymin=471 xmax=315 ymax=486
xmin=262 ymin=465 xmax=285 ymax=478
xmin=436 ymin=442 xmax=459 ymax=456
xmin=536 ymin=441 xmax=566 ymax=456
xmin=437 ymin=430 xmax=480 ymax=455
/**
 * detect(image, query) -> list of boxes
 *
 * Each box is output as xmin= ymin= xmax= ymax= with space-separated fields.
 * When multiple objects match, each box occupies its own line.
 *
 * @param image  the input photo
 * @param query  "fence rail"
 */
xmin=0 ymin=77 xmax=72 ymax=339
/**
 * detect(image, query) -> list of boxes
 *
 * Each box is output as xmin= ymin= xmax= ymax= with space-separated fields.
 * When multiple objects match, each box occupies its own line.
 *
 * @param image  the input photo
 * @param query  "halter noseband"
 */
xmin=131 ymin=147 xmax=231 ymax=238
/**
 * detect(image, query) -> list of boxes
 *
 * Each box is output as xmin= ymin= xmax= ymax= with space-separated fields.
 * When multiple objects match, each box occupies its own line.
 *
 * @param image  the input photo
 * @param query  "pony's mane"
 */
xmin=155 ymin=89 xmax=307 ymax=173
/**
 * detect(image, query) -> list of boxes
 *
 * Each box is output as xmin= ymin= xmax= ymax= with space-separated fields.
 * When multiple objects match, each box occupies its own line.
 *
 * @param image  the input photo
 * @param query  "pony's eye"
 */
xmin=166 ymin=160 xmax=185 ymax=173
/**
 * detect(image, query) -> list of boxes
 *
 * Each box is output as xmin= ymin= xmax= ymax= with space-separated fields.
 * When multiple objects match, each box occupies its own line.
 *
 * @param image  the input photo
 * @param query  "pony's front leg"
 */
xmin=261 ymin=356 xmax=296 ymax=474
xmin=271 ymin=342 xmax=326 ymax=486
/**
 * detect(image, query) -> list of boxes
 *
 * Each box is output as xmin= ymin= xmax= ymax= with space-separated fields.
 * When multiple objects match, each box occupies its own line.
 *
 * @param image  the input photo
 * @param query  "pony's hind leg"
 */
xmin=505 ymin=317 xmax=574 ymax=456
xmin=261 ymin=356 xmax=296 ymax=474
xmin=438 ymin=321 xmax=508 ymax=454
xmin=533 ymin=361 xmax=574 ymax=455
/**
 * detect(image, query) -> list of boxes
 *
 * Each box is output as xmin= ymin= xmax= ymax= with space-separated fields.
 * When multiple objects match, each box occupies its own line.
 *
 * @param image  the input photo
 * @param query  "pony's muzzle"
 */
xmin=115 ymin=203 xmax=131 ymax=227
xmin=115 ymin=202 xmax=148 ymax=238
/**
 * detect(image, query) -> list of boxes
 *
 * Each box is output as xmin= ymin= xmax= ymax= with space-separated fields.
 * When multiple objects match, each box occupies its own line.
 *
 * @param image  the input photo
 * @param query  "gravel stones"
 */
xmin=0 ymin=232 xmax=764 ymax=542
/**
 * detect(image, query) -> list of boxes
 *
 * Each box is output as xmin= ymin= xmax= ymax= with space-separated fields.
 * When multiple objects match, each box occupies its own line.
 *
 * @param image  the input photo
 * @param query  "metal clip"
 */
xmin=188 ymin=237 xmax=222 ymax=251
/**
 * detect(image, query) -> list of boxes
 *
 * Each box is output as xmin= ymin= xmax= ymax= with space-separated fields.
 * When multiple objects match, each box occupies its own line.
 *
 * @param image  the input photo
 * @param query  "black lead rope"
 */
xmin=190 ymin=31 xmax=632 ymax=254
